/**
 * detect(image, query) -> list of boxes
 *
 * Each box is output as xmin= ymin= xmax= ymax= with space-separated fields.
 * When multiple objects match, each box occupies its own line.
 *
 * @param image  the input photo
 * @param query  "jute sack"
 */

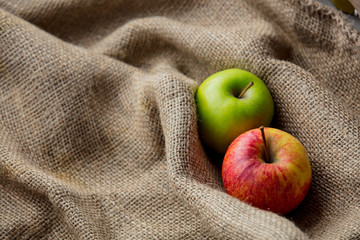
xmin=0 ymin=0 xmax=359 ymax=239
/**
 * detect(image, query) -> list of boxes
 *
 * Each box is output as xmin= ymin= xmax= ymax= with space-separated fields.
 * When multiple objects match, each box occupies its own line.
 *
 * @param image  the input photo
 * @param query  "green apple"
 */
xmin=196 ymin=69 xmax=274 ymax=154
xmin=332 ymin=0 xmax=355 ymax=14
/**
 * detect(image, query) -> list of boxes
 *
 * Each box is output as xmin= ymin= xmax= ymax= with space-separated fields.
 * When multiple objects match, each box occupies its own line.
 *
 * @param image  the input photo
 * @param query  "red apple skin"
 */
xmin=222 ymin=127 xmax=312 ymax=215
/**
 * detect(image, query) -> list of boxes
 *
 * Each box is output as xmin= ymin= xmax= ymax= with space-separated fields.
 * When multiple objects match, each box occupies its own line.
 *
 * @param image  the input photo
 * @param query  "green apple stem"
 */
xmin=238 ymin=81 xmax=254 ymax=98
xmin=260 ymin=126 xmax=271 ymax=163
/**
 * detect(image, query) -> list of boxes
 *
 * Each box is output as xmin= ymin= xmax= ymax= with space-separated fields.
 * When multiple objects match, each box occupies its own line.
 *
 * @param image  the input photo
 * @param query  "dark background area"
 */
xmin=317 ymin=0 xmax=360 ymax=30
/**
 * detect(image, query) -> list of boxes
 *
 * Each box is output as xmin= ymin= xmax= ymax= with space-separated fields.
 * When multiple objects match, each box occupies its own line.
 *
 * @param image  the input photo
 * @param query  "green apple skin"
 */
xmin=332 ymin=0 xmax=354 ymax=14
xmin=196 ymin=69 xmax=274 ymax=154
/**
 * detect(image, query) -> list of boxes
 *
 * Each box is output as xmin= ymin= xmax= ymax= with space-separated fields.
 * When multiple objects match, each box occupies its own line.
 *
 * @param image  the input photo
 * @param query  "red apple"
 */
xmin=222 ymin=127 xmax=312 ymax=215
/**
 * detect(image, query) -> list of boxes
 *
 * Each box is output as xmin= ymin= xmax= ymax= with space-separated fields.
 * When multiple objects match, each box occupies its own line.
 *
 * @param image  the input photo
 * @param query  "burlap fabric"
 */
xmin=0 ymin=0 xmax=359 ymax=239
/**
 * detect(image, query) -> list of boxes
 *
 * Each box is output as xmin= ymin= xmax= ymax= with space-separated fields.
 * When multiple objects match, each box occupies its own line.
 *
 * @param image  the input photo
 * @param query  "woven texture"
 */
xmin=0 ymin=0 xmax=359 ymax=239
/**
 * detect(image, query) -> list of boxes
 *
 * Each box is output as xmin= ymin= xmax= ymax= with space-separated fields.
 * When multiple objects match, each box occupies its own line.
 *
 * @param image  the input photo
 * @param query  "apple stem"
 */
xmin=260 ymin=126 xmax=271 ymax=163
xmin=238 ymin=81 xmax=254 ymax=98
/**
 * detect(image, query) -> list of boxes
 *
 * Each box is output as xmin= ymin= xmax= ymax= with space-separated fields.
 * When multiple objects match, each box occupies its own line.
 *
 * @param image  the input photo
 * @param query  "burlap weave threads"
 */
xmin=0 ymin=0 xmax=359 ymax=239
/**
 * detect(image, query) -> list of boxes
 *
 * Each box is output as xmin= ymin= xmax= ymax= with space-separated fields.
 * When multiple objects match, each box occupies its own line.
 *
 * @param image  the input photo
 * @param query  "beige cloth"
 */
xmin=0 ymin=0 xmax=359 ymax=239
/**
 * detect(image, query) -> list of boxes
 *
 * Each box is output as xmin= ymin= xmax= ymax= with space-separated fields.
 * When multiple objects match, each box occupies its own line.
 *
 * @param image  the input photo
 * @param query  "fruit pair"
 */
xmin=196 ymin=69 xmax=312 ymax=215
